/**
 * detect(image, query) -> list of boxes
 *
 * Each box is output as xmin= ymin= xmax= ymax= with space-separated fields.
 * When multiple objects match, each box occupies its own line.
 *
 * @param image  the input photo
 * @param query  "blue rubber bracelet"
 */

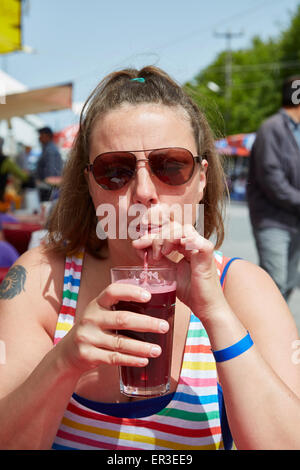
xmin=212 ymin=332 xmax=254 ymax=362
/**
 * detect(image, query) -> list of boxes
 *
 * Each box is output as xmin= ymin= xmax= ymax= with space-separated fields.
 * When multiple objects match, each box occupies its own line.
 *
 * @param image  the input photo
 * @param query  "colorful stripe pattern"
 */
xmin=52 ymin=250 xmax=230 ymax=450
xmin=53 ymin=250 xmax=84 ymax=345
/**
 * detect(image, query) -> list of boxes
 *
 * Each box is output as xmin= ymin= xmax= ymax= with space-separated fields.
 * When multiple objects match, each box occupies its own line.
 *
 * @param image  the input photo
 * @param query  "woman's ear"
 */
xmin=201 ymin=158 xmax=208 ymax=174
xmin=198 ymin=158 xmax=208 ymax=191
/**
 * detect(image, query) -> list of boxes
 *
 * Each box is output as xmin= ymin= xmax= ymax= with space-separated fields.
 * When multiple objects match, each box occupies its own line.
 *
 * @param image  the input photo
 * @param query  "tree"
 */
xmin=279 ymin=4 xmax=300 ymax=80
xmin=184 ymin=5 xmax=300 ymax=136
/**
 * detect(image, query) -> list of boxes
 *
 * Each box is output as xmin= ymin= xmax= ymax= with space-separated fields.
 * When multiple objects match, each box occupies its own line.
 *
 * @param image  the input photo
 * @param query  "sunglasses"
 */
xmin=86 ymin=147 xmax=202 ymax=190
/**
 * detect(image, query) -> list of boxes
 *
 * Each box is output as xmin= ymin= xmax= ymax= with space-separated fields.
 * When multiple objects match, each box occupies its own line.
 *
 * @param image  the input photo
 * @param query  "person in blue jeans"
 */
xmin=247 ymin=75 xmax=300 ymax=301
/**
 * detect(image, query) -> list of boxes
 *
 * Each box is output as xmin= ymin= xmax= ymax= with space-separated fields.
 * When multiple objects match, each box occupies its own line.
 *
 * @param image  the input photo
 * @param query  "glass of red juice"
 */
xmin=110 ymin=266 xmax=176 ymax=397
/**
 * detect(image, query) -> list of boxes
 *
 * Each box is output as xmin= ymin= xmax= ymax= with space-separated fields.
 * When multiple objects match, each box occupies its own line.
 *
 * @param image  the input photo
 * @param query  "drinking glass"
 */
xmin=110 ymin=266 xmax=176 ymax=397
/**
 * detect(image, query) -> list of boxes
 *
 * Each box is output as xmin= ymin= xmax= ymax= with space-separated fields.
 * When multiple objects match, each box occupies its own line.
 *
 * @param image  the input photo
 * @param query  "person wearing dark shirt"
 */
xmin=36 ymin=127 xmax=63 ymax=201
xmin=247 ymin=76 xmax=300 ymax=301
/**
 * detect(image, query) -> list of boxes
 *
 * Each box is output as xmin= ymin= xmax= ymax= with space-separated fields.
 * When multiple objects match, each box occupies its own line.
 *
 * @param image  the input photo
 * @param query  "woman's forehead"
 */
xmin=89 ymin=103 xmax=194 ymax=152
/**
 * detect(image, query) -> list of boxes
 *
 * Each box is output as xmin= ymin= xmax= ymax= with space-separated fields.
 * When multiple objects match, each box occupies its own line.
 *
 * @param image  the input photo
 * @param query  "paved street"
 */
xmin=220 ymin=200 xmax=300 ymax=335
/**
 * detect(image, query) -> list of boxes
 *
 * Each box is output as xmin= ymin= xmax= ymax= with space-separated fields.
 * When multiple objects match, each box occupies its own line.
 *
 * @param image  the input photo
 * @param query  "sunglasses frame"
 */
xmin=85 ymin=147 xmax=203 ymax=190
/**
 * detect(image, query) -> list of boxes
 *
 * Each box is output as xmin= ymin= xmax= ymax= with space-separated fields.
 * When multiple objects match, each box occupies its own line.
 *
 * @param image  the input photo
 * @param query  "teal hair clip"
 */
xmin=130 ymin=77 xmax=145 ymax=83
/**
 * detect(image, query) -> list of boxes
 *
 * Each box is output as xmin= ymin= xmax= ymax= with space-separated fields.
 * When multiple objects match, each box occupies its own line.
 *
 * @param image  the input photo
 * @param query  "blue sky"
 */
xmin=3 ymin=0 xmax=300 ymax=131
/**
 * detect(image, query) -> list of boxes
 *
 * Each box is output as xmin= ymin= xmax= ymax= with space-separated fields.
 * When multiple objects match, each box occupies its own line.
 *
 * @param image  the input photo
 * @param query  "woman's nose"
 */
xmin=131 ymin=161 xmax=158 ymax=206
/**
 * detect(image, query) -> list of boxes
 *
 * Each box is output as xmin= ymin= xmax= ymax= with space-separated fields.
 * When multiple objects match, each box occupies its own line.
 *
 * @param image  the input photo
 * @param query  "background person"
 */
xmin=247 ymin=76 xmax=300 ymax=302
xmin=36 ymin=127 xmax=63 ymax=202
xmin=0 ymin=67 xmax=299 ymax=450
xmin=0 ymin=137 xmax=29 ymax=203
xmin=16 ymin=145 xmax=32 ymax=172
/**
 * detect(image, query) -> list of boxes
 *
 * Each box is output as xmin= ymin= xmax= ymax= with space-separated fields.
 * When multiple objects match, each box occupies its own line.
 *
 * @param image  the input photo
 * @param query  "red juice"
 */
xmin=114 ymin=282 xmax=176 ymax=396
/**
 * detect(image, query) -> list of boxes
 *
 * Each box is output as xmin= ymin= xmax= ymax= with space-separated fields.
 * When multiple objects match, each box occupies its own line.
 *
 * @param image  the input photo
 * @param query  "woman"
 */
xmin=0 ymin=66 xmax=299 ymax=450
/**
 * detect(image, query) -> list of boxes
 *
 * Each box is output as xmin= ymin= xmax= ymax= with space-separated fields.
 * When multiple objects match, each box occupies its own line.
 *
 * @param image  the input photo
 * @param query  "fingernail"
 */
xmin=159 ymin=321 xmax=169 ymax=333
xmin=150 ymin=345 xmax=161 ymax=357
xmin=137 ymin=358 xmax=148 ymax=366
xmin=141 ymin=291 xmax=151 ymax=301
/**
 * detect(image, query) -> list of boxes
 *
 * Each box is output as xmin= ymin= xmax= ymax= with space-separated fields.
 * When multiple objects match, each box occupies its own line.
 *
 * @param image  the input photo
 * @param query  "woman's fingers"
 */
xmin=72 ymin=339 xmax=150 ymax=368
xmin=100 ymin=330 xmax=162 ymax=358
xmin=96 ymin=307 xmax=169 ymax=334
xmin=96 ymin=283 xmax=168 ymax=332
xmin=75 ymin=322 xmax=162 ymax=368
xmin=132 ymin=223 xmax=206 ymax=261
xmin=69 ymin=304 xmax=169 ymax=371
xmin=97 ymin=282 xmax=151 ymax=309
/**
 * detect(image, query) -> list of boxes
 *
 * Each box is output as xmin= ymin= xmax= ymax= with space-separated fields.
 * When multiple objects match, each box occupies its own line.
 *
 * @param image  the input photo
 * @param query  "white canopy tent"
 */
xmin=0 ymin=70 xmax=73 ymax=156
xmin=0 ymin=69 xmax=42 ymax=153
xmin=0 ymin=82 xmax=73 ymax=120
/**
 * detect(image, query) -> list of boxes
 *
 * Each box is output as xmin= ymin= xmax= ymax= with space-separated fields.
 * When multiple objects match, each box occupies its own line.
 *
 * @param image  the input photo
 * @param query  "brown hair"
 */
xmin=46 ymin=66 xmax=227 ymax=258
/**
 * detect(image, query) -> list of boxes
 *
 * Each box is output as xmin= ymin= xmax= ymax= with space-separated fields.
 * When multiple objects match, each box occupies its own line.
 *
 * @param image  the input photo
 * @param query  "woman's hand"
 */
xmin=132 ymin=222 xmax=228 ymax=322
xmin=57 ymin=283 xmax=169 ymax=374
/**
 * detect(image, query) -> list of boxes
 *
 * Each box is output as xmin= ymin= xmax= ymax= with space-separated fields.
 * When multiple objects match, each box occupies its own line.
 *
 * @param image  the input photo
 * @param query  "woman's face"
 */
xmin=88 ymin=103 xmax=207 ymax=263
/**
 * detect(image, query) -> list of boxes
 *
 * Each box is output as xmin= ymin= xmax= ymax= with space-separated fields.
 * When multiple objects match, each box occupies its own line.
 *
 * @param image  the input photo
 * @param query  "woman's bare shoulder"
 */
xmin=223 ymin=258 xmax=292 ymax=325
xmin=17 ymin=244 xmax=64 ymax=265
xmin=0 ymin=245 xmax=66 ymax=337
xmin=3 ymin=245 xmax=65 ymax=300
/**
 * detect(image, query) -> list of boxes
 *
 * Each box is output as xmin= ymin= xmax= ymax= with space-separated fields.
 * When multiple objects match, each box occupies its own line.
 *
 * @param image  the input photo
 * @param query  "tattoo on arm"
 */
xmin=0 ymin=265 xmax=27 ymax=299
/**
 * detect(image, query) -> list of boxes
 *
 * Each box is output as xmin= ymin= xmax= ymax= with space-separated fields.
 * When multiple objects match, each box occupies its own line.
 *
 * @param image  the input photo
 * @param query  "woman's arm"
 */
xmin=0 ymin=247 xmax=82 ymax=449
xmin=0 ymin=342 xmax=83 ymax=449
xmin=213 ymin=259 xmax=300 ymax=449
xmin=133 ymin=224 xmax=300 ymax=449
xmin=0 ymin=247 xmax=169 ymax=449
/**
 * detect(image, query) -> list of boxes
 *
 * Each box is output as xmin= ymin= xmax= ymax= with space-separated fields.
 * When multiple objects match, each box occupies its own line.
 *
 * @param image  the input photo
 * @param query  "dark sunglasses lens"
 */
xmin=149 ymin=148 xmax=194 ymax=185
xmin=92 ymin=153 xmax=136 ymax=190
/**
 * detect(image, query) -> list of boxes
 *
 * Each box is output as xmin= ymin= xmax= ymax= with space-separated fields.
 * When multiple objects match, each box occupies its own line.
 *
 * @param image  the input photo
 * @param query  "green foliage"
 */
xmin=184 ymin=5 xmax=300 ymax=136
xmin=280 ymin=4 xmax=300 ymax=75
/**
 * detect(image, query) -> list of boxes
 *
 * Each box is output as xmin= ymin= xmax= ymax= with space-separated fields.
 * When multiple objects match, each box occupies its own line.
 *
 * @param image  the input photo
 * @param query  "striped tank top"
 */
xmin=52 ymin=250 xmax=236 ymax=450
